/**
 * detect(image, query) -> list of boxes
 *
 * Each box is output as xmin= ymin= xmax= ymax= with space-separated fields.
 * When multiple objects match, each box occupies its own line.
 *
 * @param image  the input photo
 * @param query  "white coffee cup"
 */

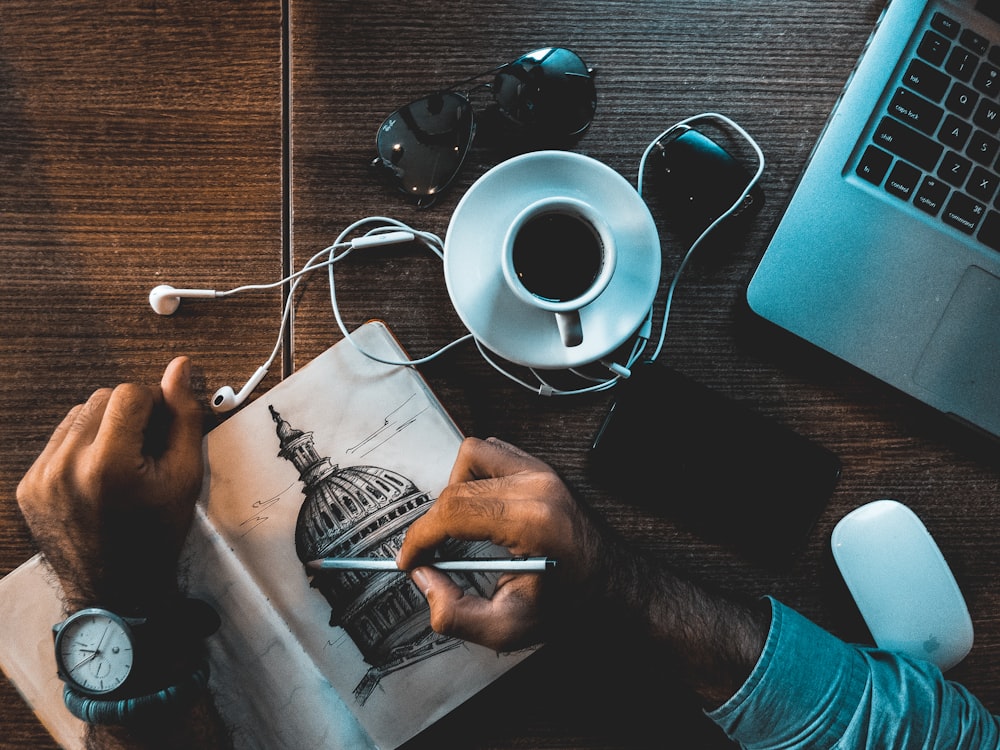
xmin=501 ymin=197 xmax=616 ymax=347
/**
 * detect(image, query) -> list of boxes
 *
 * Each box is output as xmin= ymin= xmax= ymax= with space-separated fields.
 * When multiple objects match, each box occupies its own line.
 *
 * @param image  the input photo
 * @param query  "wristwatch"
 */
xmin=52 ymin=598 xmax=220 ymax=724
xmin=53 ymin=608 xmax=139 ymax=697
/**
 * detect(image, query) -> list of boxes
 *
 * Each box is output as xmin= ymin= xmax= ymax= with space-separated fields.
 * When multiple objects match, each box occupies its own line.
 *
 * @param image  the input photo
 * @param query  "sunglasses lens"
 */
xmin=492 ymin=47 xmax=596 ymax=137
xmin=373 ymin=92 xmax=475 ymax=198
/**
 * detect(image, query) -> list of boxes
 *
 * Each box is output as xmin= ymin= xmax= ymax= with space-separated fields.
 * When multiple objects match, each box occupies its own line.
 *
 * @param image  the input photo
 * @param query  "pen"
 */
xmin=305 ymin=557 xmax=556 ymax=573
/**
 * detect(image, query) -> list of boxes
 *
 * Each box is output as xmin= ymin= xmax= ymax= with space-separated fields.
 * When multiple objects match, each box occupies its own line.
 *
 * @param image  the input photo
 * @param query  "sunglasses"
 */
xmin=371 ymin=47 xmax=597 ymax=207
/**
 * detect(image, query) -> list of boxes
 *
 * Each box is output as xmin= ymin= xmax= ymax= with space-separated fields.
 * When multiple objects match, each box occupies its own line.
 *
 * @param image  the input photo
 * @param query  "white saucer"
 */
xmin=444 ymin=151 xmax=661 ymax=369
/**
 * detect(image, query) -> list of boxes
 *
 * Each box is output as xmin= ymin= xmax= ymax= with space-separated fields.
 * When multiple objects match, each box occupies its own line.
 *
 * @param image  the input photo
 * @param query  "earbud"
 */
xmin=149 ymin=285 xmax=219 ymax=315
xmin=210 ymin=365 xmax=269 ymax=414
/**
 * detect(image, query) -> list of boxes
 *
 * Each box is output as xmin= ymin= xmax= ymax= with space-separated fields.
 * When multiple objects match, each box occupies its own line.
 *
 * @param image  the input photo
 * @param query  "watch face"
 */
xmin=55 ymin=609 xmax=134 ymax=695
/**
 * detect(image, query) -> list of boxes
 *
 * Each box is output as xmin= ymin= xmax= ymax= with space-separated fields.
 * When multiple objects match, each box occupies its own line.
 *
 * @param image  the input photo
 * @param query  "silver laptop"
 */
xmin=747 ymin=0 xmax=1000 ymax=439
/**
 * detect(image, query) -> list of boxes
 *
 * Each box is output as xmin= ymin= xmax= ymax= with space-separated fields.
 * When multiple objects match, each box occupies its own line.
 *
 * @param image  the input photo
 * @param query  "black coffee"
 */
xmin=512 ymin=212 xmax=603 ymax=302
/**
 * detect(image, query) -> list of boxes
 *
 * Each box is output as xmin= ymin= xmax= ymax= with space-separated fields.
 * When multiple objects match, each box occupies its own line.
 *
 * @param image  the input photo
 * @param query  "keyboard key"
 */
xmin=856 ymin=145 xmax=892 ymax=185
xmin=939 ymin=114 xmax=972 ymax=149
xmin=961 ymin=29 xmax=989 ymax=56
xmin=973 ymin=61 xmax=1000 ymax=97
xmin=967 ymin=130 xmax=1000 ymax=164
xmin=903 ymin=59 xmax=950 ymax=102
xmin=873 ymin=117 xmax=943 ymax=171
xmin=943 ymin=192 xmax=986 ymax=233
xmin=946 ymin=46 xmax=979 ymax=81
xmin=886 ymin=161 xmax=921 ymax=199
xmin=973 ymin=98 xmax=1000 ymax=134
xmin=967 ymin=166 xmax=999 ymax=202
xmin=917 ymin=30 xmax=951 ymax=66
xmin=939 ymin=151 xmax=972 ymax=186
xmin=977 ymin=210 xmax=1000 ymax=250
xmin=931 ymin=12 xmax=960 ymax=39
xmin=915 ymin=176 xmax=950 ymax=215
xmin=946 ymin=82 xmax=979 ymax=117
xmin=888 ymin=88 xmax=944 ymax=134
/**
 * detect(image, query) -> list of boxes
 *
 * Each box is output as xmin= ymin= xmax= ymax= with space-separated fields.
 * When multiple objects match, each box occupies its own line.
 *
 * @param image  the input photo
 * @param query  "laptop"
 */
xmin=747 ymin=0 xmax=1000 ymax=439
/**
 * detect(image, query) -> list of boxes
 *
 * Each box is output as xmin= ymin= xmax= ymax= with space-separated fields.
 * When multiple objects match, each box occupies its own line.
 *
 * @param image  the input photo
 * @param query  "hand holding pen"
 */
xmin=395 ymin=437 xmax=612 ymax=652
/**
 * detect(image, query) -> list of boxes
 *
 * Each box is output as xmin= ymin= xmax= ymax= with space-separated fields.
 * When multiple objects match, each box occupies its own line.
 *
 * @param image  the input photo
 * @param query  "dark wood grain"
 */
xmin=0 ymin=1 xmax=283 ymax=747
xmin=4 ymin=0 xmax=1000 ymax=747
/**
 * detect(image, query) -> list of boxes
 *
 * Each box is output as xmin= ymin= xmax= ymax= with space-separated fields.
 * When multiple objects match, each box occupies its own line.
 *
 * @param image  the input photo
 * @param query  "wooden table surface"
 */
xmin=4 ymin=1 xmax=1000 ymax=748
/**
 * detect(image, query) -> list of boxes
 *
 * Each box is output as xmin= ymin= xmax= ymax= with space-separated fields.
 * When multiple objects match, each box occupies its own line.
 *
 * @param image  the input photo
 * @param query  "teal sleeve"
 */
xmin=706 ymin=598 xmax=1000 ymax=749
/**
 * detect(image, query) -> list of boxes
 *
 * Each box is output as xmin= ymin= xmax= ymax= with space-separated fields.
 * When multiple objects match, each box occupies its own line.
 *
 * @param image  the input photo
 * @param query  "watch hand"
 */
xmin=68 ymin=649 xmax=98 ymax=672
xmin=94 ymin=622 xmax=112 ymax=655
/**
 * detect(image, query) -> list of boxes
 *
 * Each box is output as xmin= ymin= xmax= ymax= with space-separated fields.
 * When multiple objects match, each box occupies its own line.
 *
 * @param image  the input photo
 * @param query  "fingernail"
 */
xmin=410 ymin=567 xmax=432 ymax=595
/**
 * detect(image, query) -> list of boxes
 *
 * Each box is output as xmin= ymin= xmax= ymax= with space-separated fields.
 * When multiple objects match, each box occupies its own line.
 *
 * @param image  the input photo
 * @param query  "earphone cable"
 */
xmin=326 ymin=217 xmax=474 ymax=367
xmin=636 ymin=112 xmax=766 ymax=364
xmin=175 ymin=114 xmax=762 ymax=406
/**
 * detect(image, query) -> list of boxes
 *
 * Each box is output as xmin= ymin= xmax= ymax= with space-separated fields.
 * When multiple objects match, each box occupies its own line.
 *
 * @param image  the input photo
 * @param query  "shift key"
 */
xmin=873 ymin=116 xmax=944 ymax=171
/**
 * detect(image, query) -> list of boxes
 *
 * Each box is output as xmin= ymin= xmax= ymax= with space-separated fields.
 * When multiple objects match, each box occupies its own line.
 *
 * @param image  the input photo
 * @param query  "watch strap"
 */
xmin=62 ymin=657 xmax=210 ymax=726
xmin=122 ymin=596 xmax=221 ymax=641
xmin=54 ymin=597 xmax=220 ymax=699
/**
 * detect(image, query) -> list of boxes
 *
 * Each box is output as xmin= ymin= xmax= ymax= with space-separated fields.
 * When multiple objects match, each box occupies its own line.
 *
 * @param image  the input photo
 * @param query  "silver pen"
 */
xmin=305 ymin=557 xmax=556 ymax=573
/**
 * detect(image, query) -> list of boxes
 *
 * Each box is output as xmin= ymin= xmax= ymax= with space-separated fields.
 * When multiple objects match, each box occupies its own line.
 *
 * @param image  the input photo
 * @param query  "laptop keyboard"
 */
xmin=855 ymin=10 xmax=1000 ymax=252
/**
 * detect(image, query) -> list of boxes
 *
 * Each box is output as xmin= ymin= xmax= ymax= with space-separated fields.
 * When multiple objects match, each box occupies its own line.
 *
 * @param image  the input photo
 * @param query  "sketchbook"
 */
xmin=0 ymin=321 xmax=535 ymax=749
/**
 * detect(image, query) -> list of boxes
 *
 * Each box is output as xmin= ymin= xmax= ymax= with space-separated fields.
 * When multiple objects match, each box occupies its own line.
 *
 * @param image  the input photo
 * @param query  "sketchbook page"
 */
xmin=200 ymin=321 xmax=535 ymax=750
xmin=0 ymin=554 xmax=86 ymax=750
xmin=181 ymin=505 xmax=373 ymax=750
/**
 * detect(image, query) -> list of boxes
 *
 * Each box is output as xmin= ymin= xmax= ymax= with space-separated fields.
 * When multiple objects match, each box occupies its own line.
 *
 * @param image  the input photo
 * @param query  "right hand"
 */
xmin=397 ymin=436 xmax=609 ymax=651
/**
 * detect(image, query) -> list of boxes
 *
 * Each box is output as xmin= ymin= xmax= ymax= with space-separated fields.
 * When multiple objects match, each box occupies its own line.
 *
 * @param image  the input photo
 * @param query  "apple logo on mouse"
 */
xmin=923 ymin=635 xmax=941 ymax=655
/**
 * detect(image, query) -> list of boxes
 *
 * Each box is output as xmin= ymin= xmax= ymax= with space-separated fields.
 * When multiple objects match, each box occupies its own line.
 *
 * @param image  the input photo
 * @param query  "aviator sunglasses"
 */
xmin=371 ymin=47 xmax=597 ymax=207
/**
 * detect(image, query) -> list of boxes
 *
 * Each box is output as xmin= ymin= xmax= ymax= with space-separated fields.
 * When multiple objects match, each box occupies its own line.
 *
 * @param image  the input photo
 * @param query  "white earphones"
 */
xmin=148 ymin=231 xmax=418 ymax=316
xmin=149 ymin=115 xmax=763 ymax=411
xmin=148 ymin=286 xmax=221 ymax=316
xmin=150 ymin=226 xmax=423 ymax=413
xmin=209 ymin=365 xmax=270 ymax=413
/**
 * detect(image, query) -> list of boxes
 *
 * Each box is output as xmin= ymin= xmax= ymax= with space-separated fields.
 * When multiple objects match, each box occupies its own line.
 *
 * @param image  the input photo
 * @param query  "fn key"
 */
xmin=857 ymin=145 xmax=892 ymax=185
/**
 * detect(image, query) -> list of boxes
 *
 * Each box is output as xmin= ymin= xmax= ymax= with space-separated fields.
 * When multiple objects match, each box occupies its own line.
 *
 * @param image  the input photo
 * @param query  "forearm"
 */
xmin=574 ymin=529 xmax=769 ymax=707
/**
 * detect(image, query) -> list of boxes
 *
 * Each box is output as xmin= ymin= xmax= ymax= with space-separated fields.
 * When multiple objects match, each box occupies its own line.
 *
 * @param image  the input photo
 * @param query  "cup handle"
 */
xmin=555 ymin=311 xmax=583 ymax=347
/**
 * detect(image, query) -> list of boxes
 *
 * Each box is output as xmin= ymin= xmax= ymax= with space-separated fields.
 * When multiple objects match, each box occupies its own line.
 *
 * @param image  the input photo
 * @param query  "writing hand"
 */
xmin=397 ymin=437 xmax=607 ymax=652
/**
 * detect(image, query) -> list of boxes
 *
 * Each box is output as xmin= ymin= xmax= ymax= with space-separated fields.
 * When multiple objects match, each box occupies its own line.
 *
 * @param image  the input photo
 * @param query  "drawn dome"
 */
xmin=294 ymin=463 xmax=432 ymax=563
xmin=267 ymin=405 xmax=435 ymax=564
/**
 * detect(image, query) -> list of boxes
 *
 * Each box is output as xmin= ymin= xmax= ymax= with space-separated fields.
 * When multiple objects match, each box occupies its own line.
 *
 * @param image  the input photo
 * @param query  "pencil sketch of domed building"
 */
xmin=269 ymin=405 xmax=495 ymax=704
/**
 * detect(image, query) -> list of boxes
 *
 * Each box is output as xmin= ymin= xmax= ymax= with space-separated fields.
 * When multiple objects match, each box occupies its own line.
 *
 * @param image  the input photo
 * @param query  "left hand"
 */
xmin=16 ymin=356 xmax=205 ymax=613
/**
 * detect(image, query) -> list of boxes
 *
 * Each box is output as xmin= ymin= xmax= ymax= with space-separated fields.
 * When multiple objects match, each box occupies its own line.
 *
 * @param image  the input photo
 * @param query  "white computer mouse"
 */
xmin=831 ymin=499 xmax=974 ymax=671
